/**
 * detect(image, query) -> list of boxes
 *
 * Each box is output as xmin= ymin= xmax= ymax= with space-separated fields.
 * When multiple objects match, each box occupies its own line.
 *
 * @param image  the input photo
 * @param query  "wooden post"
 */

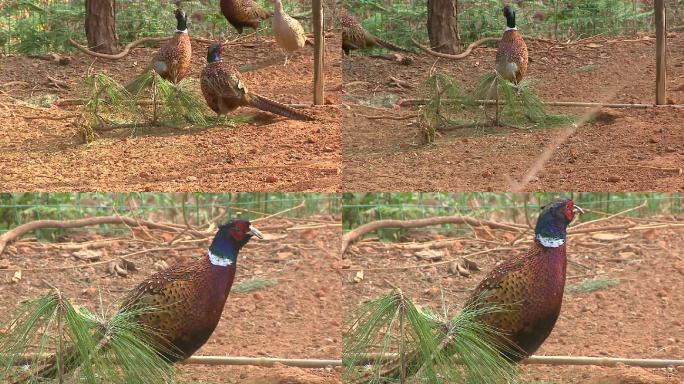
xmin=655 ymin=0 xmax=666 ymax=105
xmin=312 ymin=0 xmax=325 ymax=105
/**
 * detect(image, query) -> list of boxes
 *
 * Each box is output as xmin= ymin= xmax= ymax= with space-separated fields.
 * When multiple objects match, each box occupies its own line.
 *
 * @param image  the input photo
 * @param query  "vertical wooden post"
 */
xmin=655 ymin=0 xmax=666 ymax=105
xmin=312 ymin=0 xmax=325 ymax=105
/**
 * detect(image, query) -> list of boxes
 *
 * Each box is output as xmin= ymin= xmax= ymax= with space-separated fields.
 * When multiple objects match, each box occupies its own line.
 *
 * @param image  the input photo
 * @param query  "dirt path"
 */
xmin=0 ymin=36 xmax=342 ymax=192
xmin=342 ymin=35 xmax=684 ymax=191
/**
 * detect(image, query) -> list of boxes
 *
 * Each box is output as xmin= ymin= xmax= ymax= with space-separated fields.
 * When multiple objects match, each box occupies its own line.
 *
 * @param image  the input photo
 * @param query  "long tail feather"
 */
xmin=248 ymin=94 xmax=315 ymax=121
xmin=375 ymin=37 xmax=411 ymax=53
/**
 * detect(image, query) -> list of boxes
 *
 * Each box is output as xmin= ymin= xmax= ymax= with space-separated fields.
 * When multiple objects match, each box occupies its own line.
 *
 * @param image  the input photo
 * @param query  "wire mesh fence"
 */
xmin=0 ymin=192 xmax=340 ymax=239
xmin=0 ymin=0 xmax=337 ymax=54
xmin=346 ymin=0 xmax=684 ymax=49
xmin=342 ymin=193 xmax=684 ymax=239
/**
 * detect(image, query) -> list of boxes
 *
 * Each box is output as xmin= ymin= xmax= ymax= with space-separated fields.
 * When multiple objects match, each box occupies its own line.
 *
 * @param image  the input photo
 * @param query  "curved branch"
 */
xmin=411 ymin=37 xmax=500 ymax=59
xmin=341 ymin=216 xmax=527 ymax=255
xmin=69 ymin=37 xmax=171 ymax=59
xmin=0 ymin=216 xmax=208 ymax=256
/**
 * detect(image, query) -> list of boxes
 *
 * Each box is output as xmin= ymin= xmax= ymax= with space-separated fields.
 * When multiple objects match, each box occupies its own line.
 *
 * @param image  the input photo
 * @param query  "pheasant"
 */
xmin=272 ymin=0 xmax=311 ymax=65
xmin=200 ymin=43 xmax=315 ymax=121
xmin=373 ymin=199 xmax=583 ymax=381
xmin=496 ymin=5 xmax=528 ymax=84
xmin=220 ymin=0 xmax=273 ymax=34
xmin=126 ymin=8 xmax=192 ymax=93
xmin=11 ymin=219 xmax=262 ymax=382
xmin=340 ymin=11 xmax=410 ymax=55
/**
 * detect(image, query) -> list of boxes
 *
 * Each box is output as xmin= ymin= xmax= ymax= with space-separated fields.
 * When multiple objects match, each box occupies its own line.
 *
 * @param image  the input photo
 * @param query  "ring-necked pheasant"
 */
xmin=340 ymin=11 xmax=411 ymax=55
xmin=374 ymin=199 xmax=583 ymax=381
xmin=126 ymin=8 xmax=192 ymax=93
xmin=272 ymin=0 xmax=311 ymax=65
xmin=11 ymin=219 xmax=262 ymax=382
xmin=220 ymin=0 xmax=273 ymax=34
xmin=200 ymin=43 xmax=315 ymax=121
xmin=496 ymin=5 xmax=528 ymax=84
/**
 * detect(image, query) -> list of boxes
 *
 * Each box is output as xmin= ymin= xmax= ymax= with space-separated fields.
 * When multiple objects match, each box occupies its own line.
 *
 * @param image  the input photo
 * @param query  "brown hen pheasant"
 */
xmin=221 ymin=0 xmax=273 ymax=34
xmin=341 ymin=10 xmax=410 ymax=55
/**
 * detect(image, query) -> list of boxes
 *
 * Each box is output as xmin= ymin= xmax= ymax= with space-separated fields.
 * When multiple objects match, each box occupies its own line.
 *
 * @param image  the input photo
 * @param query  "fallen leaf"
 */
xmin=592 ymin=233 xmax=630 ymax=241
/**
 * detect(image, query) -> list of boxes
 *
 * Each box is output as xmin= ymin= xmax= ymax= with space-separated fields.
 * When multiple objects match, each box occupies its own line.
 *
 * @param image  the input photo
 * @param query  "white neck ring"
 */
xmin=536 ymin=234 xmax=565 ymax=248
xmin=208 ymin=250 xmax=233 ymax=266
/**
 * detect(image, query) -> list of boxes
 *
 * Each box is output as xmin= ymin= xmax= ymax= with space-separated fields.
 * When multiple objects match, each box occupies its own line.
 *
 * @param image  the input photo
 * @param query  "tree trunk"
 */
xmin=427 ymin=0 xmax=459 ymax=54
xmin=85 ymin=0 xmax=118 ymax=54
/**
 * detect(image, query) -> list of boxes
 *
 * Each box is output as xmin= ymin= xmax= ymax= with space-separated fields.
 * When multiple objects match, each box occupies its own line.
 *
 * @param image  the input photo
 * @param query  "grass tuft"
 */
xmin=233 ymin=278 xmax=279 ymax=293
xmin=567 ymin=278 xmax=621 ymax=293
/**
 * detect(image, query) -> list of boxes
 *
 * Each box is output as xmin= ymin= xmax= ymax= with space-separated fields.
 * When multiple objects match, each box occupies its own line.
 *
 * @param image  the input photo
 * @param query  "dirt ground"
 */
xmin=342 ymin=33 xmax=684 ymax=191
xmin=0 ymin=35 xmax=341 ymax=192
xmin=342 ymin=215 xmax=684 ymax=383
xmin=0 ymin=217 xmax=342 ymax=383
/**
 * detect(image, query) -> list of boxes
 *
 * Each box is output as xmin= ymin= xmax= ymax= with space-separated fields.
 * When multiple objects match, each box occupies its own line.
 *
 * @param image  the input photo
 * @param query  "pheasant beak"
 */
xmin=572 ymin=204 xmax=585 ymax=215
xmin=248 ymin=225 xmax=264 ymax=239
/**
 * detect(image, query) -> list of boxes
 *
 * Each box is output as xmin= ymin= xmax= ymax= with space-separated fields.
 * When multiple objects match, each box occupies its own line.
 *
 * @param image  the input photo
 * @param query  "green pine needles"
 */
xmin=343 ymin=289 xmax=519 ymax=384
xmin=419 ymin=71 xmax=574 ymax=144
xmin=75 ymin=70 xmax=237 ymax=143
xmin=0 ymin=289 xmax=175 ymax=384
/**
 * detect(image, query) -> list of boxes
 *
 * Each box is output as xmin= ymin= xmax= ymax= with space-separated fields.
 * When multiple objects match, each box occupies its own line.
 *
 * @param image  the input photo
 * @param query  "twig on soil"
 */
xmin=346 ymin=247 xmax=517 ymax=272
xmin=1 ymin=81 xmax=29 ymax=88
xmin=0 ymin=246 xmax=197 ymax=273
xmin=572 ymin=200 xmax=647 ymax=229
xmin=411 ymin=37 xmax=500 ymax=59
xmin=357 ymin=113 xmax=419 ymax=120
xmin=569 ymin=165 xmax=683 ymax=174
xmin=23 ymin=115 xmax=77 ymax=121
xmin=341 ymin=216 xmax=526 ymax=255
xmin=0 ymin=216 xmax=206 ymax=256
xmin=69 ymin=37 xmax=171 ymax=59
xmin=252 ymin=200 xmax=306 ymax=223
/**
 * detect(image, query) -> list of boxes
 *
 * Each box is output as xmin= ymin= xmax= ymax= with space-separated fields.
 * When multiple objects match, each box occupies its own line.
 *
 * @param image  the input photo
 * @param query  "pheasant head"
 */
xmin=503 ymin=5 xmax=517 ymax=29
xmin=208 ymin=219 xmax=263 ymax=267
xmin=535 ymin=199 xmax=583 ymax=248
xmin=206 ymin=42 xmax=223 ymax=63
xmin=175 ymin=8 xmax=188 ymax=32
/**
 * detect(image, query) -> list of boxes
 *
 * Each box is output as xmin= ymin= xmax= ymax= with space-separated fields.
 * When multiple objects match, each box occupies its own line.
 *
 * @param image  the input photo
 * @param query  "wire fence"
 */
xmin=0 ymin=0 xmax=338 ymax=54
xmin=0 ymin=193 xmax=340 ymax=239
xmin=347 ymin=0 xmax=684 ymax=49
xmin=342 ymin=193 xmax=684 ymax=239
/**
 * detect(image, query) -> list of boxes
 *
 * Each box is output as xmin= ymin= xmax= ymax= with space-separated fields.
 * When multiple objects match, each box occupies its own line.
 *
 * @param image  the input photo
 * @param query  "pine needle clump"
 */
xmin=0 ymin=289 xmax=175 ymax=384
xmin=418 ymin=71 xmax=574 ymax=144
xmin=343 ymin=289 xmax=519 ymax=384
xmin=418 ymin=72 xmax=467 ymax=144
xmin=75 ymin=71 xmax=212 ymax=143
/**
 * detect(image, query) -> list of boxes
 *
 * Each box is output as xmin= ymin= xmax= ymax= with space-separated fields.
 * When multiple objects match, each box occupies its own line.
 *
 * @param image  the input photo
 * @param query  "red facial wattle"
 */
xmin=563 ymin=200 xmax=575 ymax=221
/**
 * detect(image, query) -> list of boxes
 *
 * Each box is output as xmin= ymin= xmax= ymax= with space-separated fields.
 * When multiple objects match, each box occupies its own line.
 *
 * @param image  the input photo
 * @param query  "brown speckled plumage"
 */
xmin=125 ymin=9 xmax=192 ymax=94
xmin=121 ymin=257 xmax=236 ymax=361
xmin=340 ymin=12 xmax=410 ymax=54
xmin=371 ymin=200 xmax=582 ymax=383
xmin=201 ymin=44 xmax=314 ymax=121
xmin=154 ymin=31 xmax=192 ymax=84
xmin=495 ymin=6 xmax=528 ymax=83
xmin=465 ymin=242 xmax=566 ymax=360
xmin=221 ymin=0 xmax=273 ymax=34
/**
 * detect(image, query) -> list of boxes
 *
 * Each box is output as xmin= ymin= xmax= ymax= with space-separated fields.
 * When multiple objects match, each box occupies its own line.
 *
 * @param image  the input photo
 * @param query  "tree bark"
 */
xmin=85 ymin=0 xmax=118 ymax=54
xmin=427 ymin=0 xmax=459 ymax=54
